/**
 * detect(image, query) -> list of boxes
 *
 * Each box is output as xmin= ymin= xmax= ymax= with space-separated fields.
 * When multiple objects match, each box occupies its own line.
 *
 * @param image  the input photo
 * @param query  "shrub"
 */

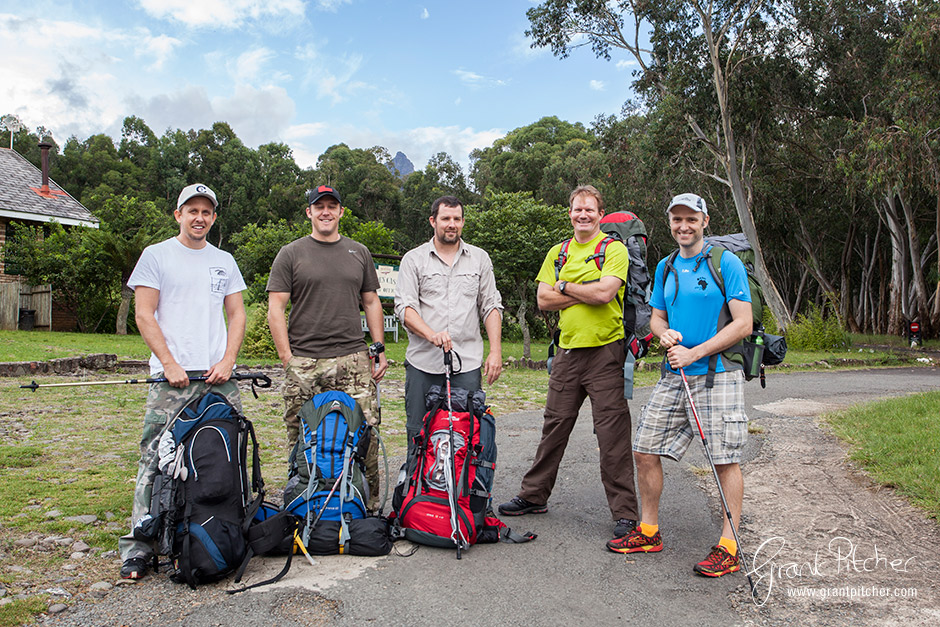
xmin=785 ymin=304 xmax=850 ymax=351
xmin=241 ymin=302 xmax=280 ymax=361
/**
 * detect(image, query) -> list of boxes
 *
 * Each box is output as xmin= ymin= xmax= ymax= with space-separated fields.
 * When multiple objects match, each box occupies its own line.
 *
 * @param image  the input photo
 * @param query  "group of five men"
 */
xmin=119 ymin=181 xmax=752 ymax=583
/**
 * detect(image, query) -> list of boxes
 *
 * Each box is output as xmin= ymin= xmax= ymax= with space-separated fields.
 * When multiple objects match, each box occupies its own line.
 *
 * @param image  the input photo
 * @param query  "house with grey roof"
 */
xmin=0 ymin=143 xmax=99 ymax=331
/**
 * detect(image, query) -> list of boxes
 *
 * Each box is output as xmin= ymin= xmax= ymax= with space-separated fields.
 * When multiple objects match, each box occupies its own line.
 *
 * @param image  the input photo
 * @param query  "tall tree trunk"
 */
xmin=898 ymin=192 xmax=931 ymax=332
xmin=116 ymin=283 xmax=133 ymax=335
xmin=515 ymin=282 xmax=532 ymax=359
xmin=691 ymin=0 xmax=792 ymax=330
xmin=517 ymin=298 xmax=531 ymax=360
xmin=839 ymin=218 xmax=861 ymax=333
xmin=881 ymin=194 xmax=908 ymax=335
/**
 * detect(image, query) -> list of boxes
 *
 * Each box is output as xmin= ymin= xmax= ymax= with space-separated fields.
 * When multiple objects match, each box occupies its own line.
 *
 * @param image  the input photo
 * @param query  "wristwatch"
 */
xmin=558 ymin=280 xmax=568 ymax=294
xmin=368 ymin=342 xmax=385 ymax=356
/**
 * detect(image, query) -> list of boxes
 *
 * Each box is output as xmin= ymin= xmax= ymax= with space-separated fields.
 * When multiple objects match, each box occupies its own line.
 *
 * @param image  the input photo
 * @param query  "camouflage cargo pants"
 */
xmin=118 ymin=373 xmax=241 ymax=561
xmin=282 ymin=350 xmax=381 ymax=512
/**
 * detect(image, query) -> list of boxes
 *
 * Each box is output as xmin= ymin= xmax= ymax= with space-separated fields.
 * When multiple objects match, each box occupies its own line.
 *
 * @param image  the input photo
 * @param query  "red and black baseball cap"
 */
xmin=306 ymin=185 xmax=341 ymax=205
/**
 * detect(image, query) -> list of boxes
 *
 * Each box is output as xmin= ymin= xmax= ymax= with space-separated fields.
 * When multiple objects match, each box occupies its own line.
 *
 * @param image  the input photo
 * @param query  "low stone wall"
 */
xmin=0 ymin=353 xmax=117 ymax=377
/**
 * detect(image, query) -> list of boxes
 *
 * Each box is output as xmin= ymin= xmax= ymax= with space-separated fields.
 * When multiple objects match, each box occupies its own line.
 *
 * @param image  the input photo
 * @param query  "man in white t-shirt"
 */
xmin=118 ymin=183 xmax=247 ymax=580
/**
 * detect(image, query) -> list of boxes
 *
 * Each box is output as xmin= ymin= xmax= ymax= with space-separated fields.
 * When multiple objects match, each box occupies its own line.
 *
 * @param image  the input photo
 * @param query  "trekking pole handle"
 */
xmin=443 ymin=350 xmax=452 ymax=368
xmin=231 ymin=372 xmax=272 ymax=388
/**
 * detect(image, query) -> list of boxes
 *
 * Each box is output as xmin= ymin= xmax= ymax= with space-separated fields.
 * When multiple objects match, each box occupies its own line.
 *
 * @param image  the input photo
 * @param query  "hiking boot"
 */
xmin=606 ymin=527 xmax=663 ymax=554
xmin=693 ymin=545 xmax=740 ymax=577
xmin=120 ymin=556 xmax=150 ymax=580
xmin=497 ymin=497 xmax=547 ymax=516
xmin=613 ymin=518 xmax=636 ymax=538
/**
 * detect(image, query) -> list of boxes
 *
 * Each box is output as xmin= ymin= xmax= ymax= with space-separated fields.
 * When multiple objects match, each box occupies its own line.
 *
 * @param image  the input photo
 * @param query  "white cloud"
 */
xmin=302 ymin=53 xmax=366 ymax=104
xmin=510 ymin=31 xmax=549 ymax=60
xmin=315 ymin=0 xmax=352 ymax=13
xmin=421 ymin=8 xmax=429 ymax=19
xmin=126 ymin=84 xmax=296 ymax=147
xmin=215 ymin=85 xmax=296 ymax=146
xmin=589 ymin=80 xmax=605 ymax=91
xmin=616 ymin=59 xmax=638 ymax=70
xmin=137 ymin=0 xmax=306 ymax=28
xmin=230 ymin=47 xmax=277 ymax=84
xmin=295 ymin=43 xmax=318 ymax=62
xmin=453 ymin=69 xmax=508 ymax=88
xmin=137 ymin=33 xmax=183 ymax=71
xmin=0 ymin=14 xmax=147 ymax=138
xmin=287 ymin=122 xmax=328 ymax=138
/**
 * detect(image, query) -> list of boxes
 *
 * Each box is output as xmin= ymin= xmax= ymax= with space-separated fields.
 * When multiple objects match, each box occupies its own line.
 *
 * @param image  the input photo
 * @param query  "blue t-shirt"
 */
xmin=650 ymin=246 xmax=751 ymax=375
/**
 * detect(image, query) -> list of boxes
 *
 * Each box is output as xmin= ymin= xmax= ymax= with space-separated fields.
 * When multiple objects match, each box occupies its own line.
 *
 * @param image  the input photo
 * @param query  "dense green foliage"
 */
xmin=784 ymin=305 xmax=852 ymax=351
xmin=1 ymin=0 xmax=938 ymax=339
xmin=464 ymin=192 xmax=571 ymax=356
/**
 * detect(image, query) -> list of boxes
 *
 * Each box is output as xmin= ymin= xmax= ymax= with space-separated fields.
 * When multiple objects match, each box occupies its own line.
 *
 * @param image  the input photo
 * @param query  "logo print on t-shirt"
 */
xmin=210 ymin=267 xmax=228 ymax=294
xmin=697 ymin=277 xmax=708 ymax=291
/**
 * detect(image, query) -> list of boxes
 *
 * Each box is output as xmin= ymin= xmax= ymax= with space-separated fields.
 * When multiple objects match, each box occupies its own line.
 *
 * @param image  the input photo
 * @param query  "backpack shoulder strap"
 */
xmin=554 ymin=238 xmax=572 ymax=281
xmin=585 ymin=236 xmax=617 ymax=271
xmin=702 ymin=245 xmax=745 ymax=388
xmin=662 ymin=250 xmax=681 ymax=306
xmin=703 ymin=245 xmax=725 ymax=297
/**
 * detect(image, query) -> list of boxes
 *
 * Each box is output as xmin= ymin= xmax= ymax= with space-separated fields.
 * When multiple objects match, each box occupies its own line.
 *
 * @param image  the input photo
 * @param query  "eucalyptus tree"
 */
xmin=526 ymin=0 xmax=794 ymax=327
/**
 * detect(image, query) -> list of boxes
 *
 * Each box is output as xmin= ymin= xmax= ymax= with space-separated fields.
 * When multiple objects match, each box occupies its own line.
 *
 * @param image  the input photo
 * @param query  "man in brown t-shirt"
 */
xmin=266 ymin=185 xmax=388 ymax=510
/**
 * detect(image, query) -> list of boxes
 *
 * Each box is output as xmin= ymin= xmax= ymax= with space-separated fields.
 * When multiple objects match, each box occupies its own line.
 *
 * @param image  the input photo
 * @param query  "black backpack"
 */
xmin=661 ymin=234 xmax=786 ymax=388
xmin=135 ymin=392 xmax=264 ymax=588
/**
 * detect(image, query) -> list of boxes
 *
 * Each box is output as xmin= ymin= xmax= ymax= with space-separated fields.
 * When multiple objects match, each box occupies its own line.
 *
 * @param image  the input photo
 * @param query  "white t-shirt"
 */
xmin=128 ymin=237 xmax=246 ymax=375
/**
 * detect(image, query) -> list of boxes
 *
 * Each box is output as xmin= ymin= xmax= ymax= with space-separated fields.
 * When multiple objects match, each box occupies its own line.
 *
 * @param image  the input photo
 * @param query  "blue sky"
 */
xmin=0 ymin=0 xmax=639 ymax=170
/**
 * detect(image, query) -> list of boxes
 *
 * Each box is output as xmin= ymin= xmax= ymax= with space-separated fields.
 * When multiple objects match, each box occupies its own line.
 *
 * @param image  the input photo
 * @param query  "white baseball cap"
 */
xmin=667 ymin=193 xmax=707 ymax=216
xmin=177 ymin=183 xmax=218 ymax=210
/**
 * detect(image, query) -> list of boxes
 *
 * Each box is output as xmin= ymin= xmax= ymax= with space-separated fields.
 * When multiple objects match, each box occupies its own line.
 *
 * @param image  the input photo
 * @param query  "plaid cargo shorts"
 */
xmin=633 ymin=370 xmax=747 ymax=464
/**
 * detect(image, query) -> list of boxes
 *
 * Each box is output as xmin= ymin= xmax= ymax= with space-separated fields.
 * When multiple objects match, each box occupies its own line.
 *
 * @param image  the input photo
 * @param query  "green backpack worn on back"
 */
xmin=663 ymin=233 xmax=785 ymax=388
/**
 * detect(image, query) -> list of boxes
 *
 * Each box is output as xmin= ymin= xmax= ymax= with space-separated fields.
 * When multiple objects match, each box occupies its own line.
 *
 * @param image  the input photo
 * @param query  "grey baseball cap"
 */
xmin=667 ymin=193 xmax=708 ymax=216
xmin=177 ymin=183 xmax=218 ymax=210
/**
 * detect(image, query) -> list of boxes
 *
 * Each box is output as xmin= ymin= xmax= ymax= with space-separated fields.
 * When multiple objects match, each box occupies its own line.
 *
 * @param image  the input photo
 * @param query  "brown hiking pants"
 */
xmin=518 ymin=340 xmax=638 ymax=520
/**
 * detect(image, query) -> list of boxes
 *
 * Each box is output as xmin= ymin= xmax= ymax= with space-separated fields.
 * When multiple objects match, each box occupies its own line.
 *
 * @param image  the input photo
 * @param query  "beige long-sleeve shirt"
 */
xmin=394 ymin=238 xmax=503 ymax=374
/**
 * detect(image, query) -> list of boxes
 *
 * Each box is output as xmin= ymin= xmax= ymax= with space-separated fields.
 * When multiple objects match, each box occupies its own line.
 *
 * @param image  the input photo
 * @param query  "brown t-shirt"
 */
xmin=266 ymin=235 xmax=379 ymax=358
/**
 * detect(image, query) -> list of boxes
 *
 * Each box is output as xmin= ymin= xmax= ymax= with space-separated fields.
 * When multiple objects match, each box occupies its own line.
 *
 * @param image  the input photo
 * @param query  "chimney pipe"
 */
xmin=38 ymin=141 xmax=53 ymax=191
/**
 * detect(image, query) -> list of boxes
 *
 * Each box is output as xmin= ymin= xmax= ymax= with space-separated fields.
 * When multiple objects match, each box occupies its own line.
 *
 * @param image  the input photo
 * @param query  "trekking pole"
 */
xmin=442 ymin=349 xmax=466 ymax=559
xmin=368 ymin=345 xmax=390 ymax=515
xmin=678 ymin=368 xmax=757 ymax=598
xmin=21 ymin=372 xmax=272 ymax=398
xmin=20 ymin=372 xmax=272 ymax=392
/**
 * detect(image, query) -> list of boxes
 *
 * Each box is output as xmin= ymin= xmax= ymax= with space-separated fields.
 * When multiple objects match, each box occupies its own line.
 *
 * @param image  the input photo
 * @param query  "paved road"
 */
xmin=269 ymin=367 xmax=940 ymax=626
xmin=43 ymin=366 xmax=939 ymax=627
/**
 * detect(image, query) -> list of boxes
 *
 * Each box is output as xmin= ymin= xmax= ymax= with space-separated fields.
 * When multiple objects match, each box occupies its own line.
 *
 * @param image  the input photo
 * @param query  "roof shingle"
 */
xmin=0 ymin=148 xmax=99 ymax=227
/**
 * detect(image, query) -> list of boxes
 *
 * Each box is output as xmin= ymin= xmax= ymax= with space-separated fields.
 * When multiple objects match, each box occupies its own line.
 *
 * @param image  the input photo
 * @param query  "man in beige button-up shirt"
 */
xmin=394 ymin=195 xmax=503 ymax=454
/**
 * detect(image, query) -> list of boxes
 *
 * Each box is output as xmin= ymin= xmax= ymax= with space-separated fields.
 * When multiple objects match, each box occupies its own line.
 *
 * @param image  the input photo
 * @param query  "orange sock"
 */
xmin=718 ymin=536 xmax=737 ymax=556
xmin=639 ymin=522 xmax=659 ymax=537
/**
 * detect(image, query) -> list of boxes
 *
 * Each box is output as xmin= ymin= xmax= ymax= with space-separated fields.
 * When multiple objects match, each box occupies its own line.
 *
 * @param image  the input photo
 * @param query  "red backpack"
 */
xmin=391 ymin=387 xmax=534 ymax=554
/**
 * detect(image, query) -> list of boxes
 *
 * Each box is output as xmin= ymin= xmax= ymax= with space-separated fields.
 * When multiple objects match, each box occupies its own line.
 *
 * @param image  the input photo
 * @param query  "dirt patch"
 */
xmin=729 ymin=411 xmax=940 ymax=626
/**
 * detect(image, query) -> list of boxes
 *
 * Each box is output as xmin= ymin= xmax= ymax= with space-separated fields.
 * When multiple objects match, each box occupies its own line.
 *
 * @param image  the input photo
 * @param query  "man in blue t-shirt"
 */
xmin=607 ymin=193 xmax=753 ymax=579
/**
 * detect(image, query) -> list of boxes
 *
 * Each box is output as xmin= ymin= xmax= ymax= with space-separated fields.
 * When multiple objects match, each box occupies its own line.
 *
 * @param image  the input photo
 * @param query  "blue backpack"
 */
xmin=283 ymin=391 xmax=371 ymax=552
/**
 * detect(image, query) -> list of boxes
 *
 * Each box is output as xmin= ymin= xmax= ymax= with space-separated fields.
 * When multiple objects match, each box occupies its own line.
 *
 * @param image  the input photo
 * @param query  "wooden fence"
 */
xmin=0 ymin=283 xmax=52 ymax=330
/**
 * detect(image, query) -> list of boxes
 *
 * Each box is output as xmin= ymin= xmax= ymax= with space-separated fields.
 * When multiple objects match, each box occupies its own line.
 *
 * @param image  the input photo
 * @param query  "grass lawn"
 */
xmin=0 ymin=331 xmax=150 ymax=362
xmin=827 ymin=391 xmax=940 ymax=519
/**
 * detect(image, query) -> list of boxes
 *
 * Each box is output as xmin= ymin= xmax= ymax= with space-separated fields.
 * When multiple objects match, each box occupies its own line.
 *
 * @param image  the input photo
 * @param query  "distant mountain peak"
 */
xmin=389 ymin=151 xmax=414 ymax=178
